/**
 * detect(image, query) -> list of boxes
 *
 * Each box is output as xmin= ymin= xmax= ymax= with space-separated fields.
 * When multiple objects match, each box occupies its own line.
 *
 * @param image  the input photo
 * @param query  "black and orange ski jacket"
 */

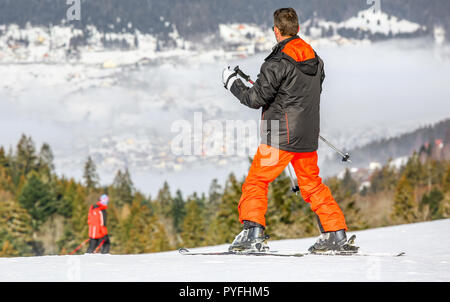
xmin=230 ymin=35 xmax=325 ymax=153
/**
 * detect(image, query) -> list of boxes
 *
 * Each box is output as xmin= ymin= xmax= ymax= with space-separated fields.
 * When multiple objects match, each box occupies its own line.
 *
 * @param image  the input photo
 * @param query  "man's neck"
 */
xmin=277 ymin=35 xmax=294 ymax=43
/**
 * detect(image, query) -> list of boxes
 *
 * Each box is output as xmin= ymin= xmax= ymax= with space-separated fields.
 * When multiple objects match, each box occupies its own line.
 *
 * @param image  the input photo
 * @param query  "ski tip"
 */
xmin=347 ymin=234 xmax=357 ymax=245
xmin=178 ymin=248 xmax=190 ymax=254
xmin=396 ymin=252 xmax=406 ymax=257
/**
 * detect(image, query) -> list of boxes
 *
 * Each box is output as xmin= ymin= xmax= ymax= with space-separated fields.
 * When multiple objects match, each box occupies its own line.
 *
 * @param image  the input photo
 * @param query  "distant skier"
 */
xmin=222 ymin=8 xmax=357 ymax=253
xmin=86 ymin=194 xmax=111 ymax=254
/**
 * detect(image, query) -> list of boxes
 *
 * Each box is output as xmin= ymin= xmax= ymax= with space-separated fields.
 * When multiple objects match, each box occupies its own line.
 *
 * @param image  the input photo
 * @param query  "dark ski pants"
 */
xmin=86 ymin=235 xmax=110 ymax=254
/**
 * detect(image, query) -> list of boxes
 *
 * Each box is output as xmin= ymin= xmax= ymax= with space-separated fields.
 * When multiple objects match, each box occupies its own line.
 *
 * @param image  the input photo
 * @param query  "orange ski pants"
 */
xmin=238 ymin=144 xmax=347 ymax=232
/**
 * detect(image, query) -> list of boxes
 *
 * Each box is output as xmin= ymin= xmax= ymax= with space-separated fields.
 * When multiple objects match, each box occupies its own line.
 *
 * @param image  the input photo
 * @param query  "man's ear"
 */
xmin=274 ymin=26 xmax=281 ymax=38
xmin=298 ymin=25 xmax=300 ymax=33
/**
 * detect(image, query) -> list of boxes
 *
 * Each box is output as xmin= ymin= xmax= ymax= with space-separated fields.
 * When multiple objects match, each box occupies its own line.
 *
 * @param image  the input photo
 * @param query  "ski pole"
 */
xmin=319 ymin=135 xmax=351 ymax=163
xmin=233 ymin=66 xmax=351 ymax=163
xmin=287 ymin=163 xmax=300 ymax=194
xmin=68 ymin=239 xmax=89 ymax=255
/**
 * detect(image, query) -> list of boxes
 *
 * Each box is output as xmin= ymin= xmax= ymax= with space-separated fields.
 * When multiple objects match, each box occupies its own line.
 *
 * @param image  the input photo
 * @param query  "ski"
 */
xmin=305 ymin=234 xmax=405 ymax=256
xmin=307 ymin=251 xmax=405 ymax=257
xmin=179 ymin=248 xmax=405 ymax=257
xmin=178 ymin=248 xmax=305 ymax=257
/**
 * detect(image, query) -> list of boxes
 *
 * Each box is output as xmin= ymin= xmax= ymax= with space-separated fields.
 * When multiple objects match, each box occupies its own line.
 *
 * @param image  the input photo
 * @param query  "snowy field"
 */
xmin=0 ymin=219 xmax=449 ymax=282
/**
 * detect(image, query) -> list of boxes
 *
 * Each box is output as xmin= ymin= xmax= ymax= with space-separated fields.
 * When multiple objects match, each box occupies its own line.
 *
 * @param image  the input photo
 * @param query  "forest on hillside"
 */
xmin=323 ymin=119 xmax=450 ymax=176
xmin=0 ymin=133 xmax=449 ymax=257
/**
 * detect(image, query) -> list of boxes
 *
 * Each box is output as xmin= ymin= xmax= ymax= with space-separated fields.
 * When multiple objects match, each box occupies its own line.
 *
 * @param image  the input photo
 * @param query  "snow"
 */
xmin=389 ymin=156 xmax=409 ymax=170
xmin=369 ymin=162 xmax=382 ymax=171
xmin=339 ymin=7 xmax=423 ymax=36
xmin=0 ymin=219 xmax=449 ymax=281
xmin=219 ymin=23 xmax=274 ymax=55
xmin=434 ymin=26 xmax=446 ymax=46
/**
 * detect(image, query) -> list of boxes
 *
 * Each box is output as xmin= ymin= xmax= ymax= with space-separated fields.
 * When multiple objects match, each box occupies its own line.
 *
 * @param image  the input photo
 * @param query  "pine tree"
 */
xmin=326 ymin=174 xmax=368 ymax=231
xmin=0 ymin=240 xmax=19 ymax=257
xmin=181 ymin=197 xmax=206 ymax=248
xmin=370 ymin=162 xmax=397 ymax=193
xmin=121 ymin=200 xmax=150 ymax=254
xmin=420 ymin=188 xmax=444 ymax=220
xmin=266 ymin=170 xmax=303 ymax=239
xmin=171 ymin=189 xmax=186 ymax=233
xmin=57 ymin=182 xmax=88 ymax=253
xmin=83 ymin=156 xmax=99 ymax=190
xmin=150 ymin=220 xmax=171 ymax=252
xmin=207 ymin=173 xmax=242 ymax=245
xmin=203 ymin=179 xmax=223 ymax=235
xmin=150 ymin=184 xmax=180 ymax=249
xmin=111 ymin=168 xmax=134 ymax=206
xmin=341 ymin=168 xmax=358 ymax=195
xmin=155 ymin=181 xmax=172 ymax=216
xmin=340 ymin=196 xmax=368 ymax=230
xmin=0 ymin=147 xmax=8 ymax=168
xmin=391 ymin=175 xmax=417 ymax=223
xmin=402 ymin=153 xmax=424 ymax=187
xmin=267 ymin=170 xmax=300 ymax=228
xmin=38 ymin=143 xmax=55 ymax=178
xmin=0 ymin=166 xmax=14 ymax=193
xmin=18 ymin=172 xmax=56 ymax=227
xmin=14 ymin=134 xmax=38 ymax=183
xmin=52 ymin=178 xmax=74 ymax=218
xmin=443 ymin=164 xmax=450 ymax=194
xmin=440 ymin=164 xmax=450 ymax=218
xmin=439 ymin=195 xmax=450 ymax=219
xmin=120 ymin=200 xmax=170 ymax=254
xmin=0 ymin=192 xmax=34 ymax=256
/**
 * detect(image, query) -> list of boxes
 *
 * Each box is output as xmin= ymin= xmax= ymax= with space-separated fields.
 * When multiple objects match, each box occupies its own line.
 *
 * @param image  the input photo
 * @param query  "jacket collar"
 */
xmin=275 ymin=35 xmax=300 ymax=51
xmin=266 ymin=35 xmax=300 ymax=61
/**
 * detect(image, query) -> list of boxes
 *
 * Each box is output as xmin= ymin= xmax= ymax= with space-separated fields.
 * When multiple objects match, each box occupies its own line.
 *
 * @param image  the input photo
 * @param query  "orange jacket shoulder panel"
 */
xmin=281 ymin=38 xmax=316 ymax=62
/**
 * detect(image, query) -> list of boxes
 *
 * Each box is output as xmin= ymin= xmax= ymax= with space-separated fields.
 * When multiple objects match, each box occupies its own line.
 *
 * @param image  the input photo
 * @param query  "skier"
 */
xmin=222 ymin=8 xmax=357 ymax=253
xmin=86 ymin=194 xmax=111 ymax=254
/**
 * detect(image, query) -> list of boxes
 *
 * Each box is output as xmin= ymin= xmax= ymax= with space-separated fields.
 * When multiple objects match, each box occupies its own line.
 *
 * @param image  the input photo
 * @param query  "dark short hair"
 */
xmin=274 ymin=8 xmax=299 ymax=36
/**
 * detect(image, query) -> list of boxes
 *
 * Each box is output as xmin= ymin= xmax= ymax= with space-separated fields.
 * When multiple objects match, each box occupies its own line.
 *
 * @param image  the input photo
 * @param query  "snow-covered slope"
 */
xmin=0 ymin=219 xmax=449 ymax=282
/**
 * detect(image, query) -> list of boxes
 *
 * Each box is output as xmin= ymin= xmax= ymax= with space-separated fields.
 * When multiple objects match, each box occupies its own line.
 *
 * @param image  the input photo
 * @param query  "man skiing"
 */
xmin=86 ymin=194 xmax=111 ymax=254
xmin=222 ymin=8 xmax=358 ymax=254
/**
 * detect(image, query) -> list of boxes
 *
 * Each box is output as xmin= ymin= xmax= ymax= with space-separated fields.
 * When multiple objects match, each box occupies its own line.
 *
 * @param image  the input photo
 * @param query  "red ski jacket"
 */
xmin=88 ymin=202 xmax=108 ymax=239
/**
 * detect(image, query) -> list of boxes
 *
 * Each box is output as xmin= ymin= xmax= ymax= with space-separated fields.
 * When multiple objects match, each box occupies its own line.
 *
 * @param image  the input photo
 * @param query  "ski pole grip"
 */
xmin=234 ymin=66 xmax=252 ymax=83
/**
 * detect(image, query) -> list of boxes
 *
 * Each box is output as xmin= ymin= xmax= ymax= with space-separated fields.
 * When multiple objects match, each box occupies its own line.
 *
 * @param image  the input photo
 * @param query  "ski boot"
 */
xmin=308 ymin=229 xmax=359 ymax=254
xmin=228 ymin=220 xmax=270 ymax=253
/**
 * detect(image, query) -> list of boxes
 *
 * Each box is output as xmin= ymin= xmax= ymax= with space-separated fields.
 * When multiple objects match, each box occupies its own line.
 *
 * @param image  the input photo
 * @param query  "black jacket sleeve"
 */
xmin=230 ymin=60 xmax=285 ymax=109
xmin=102 ymin=209 xmax=107 ymax=227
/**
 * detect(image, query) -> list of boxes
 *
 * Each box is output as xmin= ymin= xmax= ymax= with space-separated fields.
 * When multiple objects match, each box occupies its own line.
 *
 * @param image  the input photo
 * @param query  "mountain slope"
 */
xmin=0 ymin=219 xmax=449 ymax=281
